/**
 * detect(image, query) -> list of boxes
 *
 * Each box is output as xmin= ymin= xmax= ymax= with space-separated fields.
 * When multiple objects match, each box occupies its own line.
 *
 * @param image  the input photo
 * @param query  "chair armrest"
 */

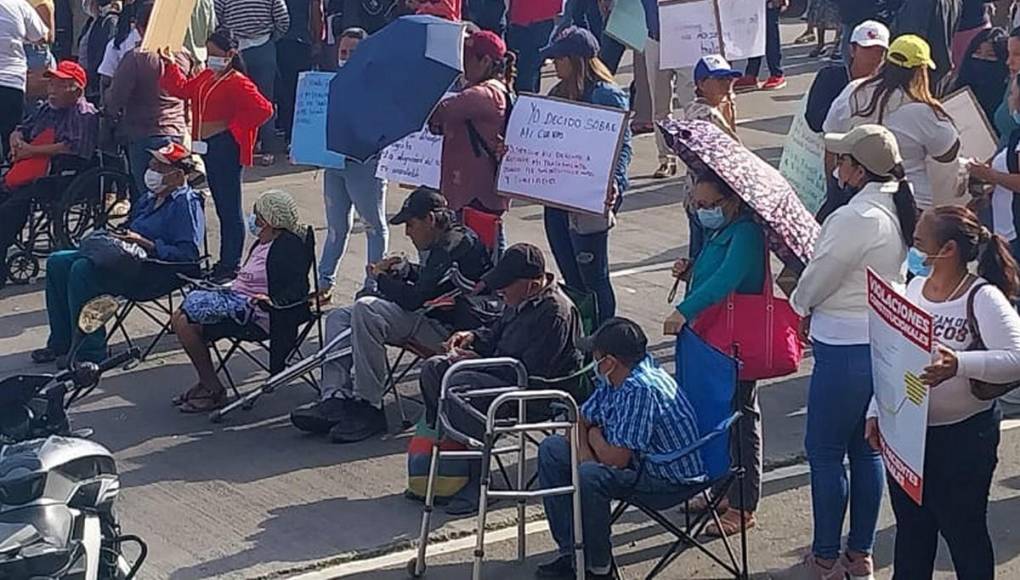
xmin=645 ymin=411 xmax=742 ymax=465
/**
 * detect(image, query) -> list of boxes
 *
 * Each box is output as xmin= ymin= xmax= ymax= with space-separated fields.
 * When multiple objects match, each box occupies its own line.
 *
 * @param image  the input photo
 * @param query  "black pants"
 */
xmin=0 ymin=86 xmax=25 ymax=161
xmin=419 ymin=354 xmax=509 ymax=442
xmin=276 ymin=39 xmax=313 ymax=140
xmin=888 ymin=407 xmax=1000 ymax=580
xmin=744 ymin=6 xmax=783 ymax=78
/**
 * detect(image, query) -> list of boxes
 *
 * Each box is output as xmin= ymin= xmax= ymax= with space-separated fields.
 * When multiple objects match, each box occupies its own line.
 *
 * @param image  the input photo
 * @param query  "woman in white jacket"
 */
xmin=865 ymin=205 xmax=1020 ymax=579
xmin=787 ymin=125 xmax=918 ymax=580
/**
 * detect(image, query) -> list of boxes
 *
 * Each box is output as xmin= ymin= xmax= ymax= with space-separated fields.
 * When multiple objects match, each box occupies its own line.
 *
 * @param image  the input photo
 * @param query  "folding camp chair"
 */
xmin=408 ymin=357 xmax=585 ymax=580
xmin=609 ymin=327 xmax=749 ymax=579
xmin=461 ymin=206 xmax=502 ymax=262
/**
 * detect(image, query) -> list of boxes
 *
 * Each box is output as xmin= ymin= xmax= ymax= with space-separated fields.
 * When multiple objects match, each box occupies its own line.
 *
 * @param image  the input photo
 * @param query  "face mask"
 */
xmin=207 ymin=56 xmax=230 ymax=73
xmin=143 ymin=169 xmax=165 ymax=192
xmin=907 ymin=246 xmax=932 ymax=277
xmin=247 ymin=213 xmax=264 ymax=237
xmin=593 ymin=357 xmax=611 ymax=386
xmin=337 ymin=58 xmax=348 ymax=68
xmin=696 ymin=206 xmax=727 ymax=230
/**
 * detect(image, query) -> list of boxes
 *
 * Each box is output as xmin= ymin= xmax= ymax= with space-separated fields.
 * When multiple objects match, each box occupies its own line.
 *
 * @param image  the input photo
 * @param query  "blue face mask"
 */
xmin=246 ymin=213 xmax=263 ymax=237
xmin=593 ymin=357 xmax=610 ymax=386
xmin=907 ymin=246 xmax=932 ymax=277
xmin=696 ymin=206 xmax=727 ymax=230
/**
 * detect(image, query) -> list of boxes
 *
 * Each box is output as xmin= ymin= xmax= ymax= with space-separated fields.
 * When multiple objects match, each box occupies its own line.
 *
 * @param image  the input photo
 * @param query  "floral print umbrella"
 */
xmin=660 ymin=119 xmax=820 ymax=270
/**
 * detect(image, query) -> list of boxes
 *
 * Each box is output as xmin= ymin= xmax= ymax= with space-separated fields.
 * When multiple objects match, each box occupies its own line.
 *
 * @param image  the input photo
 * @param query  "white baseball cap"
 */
xmin=851 ymin=20 xmax=890 ymax=49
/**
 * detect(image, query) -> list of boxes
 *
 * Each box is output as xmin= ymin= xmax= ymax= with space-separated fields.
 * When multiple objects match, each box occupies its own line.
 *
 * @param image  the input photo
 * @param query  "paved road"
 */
xmin=4 ymin=23 xmax=1004 ymax=580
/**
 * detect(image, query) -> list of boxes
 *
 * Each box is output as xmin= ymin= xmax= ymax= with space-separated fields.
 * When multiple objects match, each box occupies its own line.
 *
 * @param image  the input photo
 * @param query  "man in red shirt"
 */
xmin=508 ymin=0 xmax=561 ymax=93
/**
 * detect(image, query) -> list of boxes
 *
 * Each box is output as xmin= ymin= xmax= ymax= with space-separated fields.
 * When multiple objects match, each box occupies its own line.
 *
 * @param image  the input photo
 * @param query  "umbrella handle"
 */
xmin=667 ymin=275 xmax=681 ymax=304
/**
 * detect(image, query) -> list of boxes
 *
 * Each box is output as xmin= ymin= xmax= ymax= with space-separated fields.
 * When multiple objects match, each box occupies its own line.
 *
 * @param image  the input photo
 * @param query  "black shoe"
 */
xmin=290 ymin=398 xmax=349 ymax=434
xmin=536 ymin=555 xmax=574 ymax=578
xmin=31 ymin=348 xmax=59 ymax=364
xmin=587 ymin=568 xmax=619 ymax=580
xmin=329 ymin=400 xmax=387 ymax=443
xmin=443 ymin=494 xmax=480 ymax=516
xmin=208 ymin=264 xmax=238 ymax=284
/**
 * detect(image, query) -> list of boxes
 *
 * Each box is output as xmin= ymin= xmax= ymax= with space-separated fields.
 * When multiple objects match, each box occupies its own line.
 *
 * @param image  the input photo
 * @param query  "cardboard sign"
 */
xmin=498 ymin=95 xmax=627 ymax=215
xmin=605 ymin=0 xmax=649 ymax=51
xmin=141 ymin=0 xmax=198 ymax=53
xmin=375 ymin=128 xmax=443 ymax=189
xmin=779 ymin=94 xmax=827 ymax=214
xmin=291 ymin=72 xmax=346 ymax=169
xmin=658 ymin=0 xmax=765 ymax=69
xmin=942 ymin=87 xmax=998 ymax=163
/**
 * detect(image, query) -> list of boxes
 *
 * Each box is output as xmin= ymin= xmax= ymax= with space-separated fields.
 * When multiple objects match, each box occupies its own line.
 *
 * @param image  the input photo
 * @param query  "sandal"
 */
xmin=178 ymin=390 xmax=227 ymax=413
xmin=704 ymin=509 xmax=755 ymax=537
xmin=171 ymin=384 xmax=213 ymax=407
xmin=653 ymin=162 xmax=677 ymax=179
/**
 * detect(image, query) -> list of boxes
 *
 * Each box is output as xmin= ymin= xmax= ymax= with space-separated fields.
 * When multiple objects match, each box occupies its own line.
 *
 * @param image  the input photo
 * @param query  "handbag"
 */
xmin=3 ymin=128 xmax=56 ymax=190
xmin=965 ymin=281 xmax=1020 ymax=400
xmin=690 ymin=253 xmax=803 ymax=381
xmin=78 ymin=230 xmax=147 ymax=277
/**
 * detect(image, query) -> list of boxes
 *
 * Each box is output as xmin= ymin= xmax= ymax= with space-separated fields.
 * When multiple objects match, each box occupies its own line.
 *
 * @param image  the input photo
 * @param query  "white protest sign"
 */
xmin=867 ymin=269 xmax=932 ymax=505
xmin=498 ymin=95 xmax=627 ymax=215
xmin=376 ymin=129 xmax=443 ymax=188
xmin=659 ymin=0 xmax=765 ymax=69
xmin=779 ymin=94 xmax=827 ymax=214
xmin=942 ymin=87 xmax=998 ymax=163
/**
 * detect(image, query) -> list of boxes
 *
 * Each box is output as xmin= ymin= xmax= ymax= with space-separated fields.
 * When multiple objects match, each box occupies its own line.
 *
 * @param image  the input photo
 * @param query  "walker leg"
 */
xmin=412 ymin=442 xmax=442 ymax=576
xmin=569 ymin=425 xmax=585 ymax=580
xmin=516 ymin=399 xmax=527 ymax=562
xmin=472 ymin=443 xmax=494 ymax=580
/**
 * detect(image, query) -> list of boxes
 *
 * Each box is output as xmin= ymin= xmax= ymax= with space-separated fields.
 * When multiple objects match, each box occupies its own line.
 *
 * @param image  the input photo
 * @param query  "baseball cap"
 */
xmin=824 ymin=125 xmax=903 ymax=177
xmin=481 ymin=243 xmax=546 ymax=291
xmin=45 ymin=61 xmax=87 ymax=89
xmin=465 ymin=30 xmax=506 ymax=61
xmin=578 ymin=317 xmax=648 ymax=363
xmin=887 ymin=34 xmax=936 ymax=70
xmin=850 ymin=20 xmax=890 ymax=49
xmin=539 ymin=26 xmax=600 ymax=61
xmin=694 ymin=54 xmax=742 ymax=83
xmin=149 ymin=142 xmax=193 ymax=166
xmin=389 ymin=187 xmax=448 ymax=225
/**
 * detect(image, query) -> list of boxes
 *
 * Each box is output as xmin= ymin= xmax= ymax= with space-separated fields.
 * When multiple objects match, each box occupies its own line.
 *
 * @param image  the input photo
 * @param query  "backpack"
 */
xmin=405 ymin=418 xmax=469 ymax=501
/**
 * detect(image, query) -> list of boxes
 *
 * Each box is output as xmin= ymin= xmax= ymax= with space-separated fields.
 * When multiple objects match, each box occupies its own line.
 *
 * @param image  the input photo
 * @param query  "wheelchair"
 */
xmin=3 ymin=149 xmax=134 ymax=285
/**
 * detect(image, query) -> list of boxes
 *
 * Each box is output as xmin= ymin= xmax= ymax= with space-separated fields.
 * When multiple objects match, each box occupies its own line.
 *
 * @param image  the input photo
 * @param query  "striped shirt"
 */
xmin=582 ymin=355 xmax=706 ymax=485
xmin=214 ymin=0 xmax=290 ymax=41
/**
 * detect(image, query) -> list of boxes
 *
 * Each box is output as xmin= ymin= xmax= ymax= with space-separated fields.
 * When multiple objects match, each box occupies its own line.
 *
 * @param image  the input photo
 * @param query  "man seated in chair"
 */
xmin=291 ymin=187 xmax=493 ymax=443
xmin=536 ymin=318 xmax=707 ymax=580
xmin=416 ymin=243 xmax=583 ymax=514
xmin=0 ymin=60 xmax=99 ymax=286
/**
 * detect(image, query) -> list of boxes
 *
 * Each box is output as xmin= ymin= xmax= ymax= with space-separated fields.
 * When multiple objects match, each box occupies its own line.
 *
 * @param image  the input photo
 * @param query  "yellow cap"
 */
xmin=887 ymin=34 xmax=936 ymax=70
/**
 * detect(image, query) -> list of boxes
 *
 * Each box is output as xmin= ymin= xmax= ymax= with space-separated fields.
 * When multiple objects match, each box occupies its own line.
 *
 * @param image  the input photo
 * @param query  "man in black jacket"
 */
xmin=416 ymin=243 xmax=582 ymax=514
xmin=291 ymin=188 xmax=493 ymax=443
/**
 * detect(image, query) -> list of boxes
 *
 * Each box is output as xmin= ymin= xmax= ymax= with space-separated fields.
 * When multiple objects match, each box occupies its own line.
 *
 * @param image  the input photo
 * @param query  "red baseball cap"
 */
xmin=45 ymin=61 xmax=88 ymax=89
xmin=149 ymin=142 xmax=194 ymax=167
xmin=465 ymin=30 xmax=506 ymax=61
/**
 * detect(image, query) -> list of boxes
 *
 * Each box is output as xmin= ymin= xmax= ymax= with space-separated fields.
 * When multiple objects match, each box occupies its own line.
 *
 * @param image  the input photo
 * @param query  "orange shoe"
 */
xmin=761 ymin=75 xmax=788 ymax=90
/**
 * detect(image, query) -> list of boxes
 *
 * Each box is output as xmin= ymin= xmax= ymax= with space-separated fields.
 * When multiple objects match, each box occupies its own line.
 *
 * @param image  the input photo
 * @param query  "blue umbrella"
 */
xmin=326 ymin=15 xmax=464 ymax=162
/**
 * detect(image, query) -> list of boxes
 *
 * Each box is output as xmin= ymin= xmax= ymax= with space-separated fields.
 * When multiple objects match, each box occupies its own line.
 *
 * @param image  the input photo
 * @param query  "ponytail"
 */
xmin=933 ymin=206 xmax=1020 ymax=299
xmin=889 ymin=165 xmax=917 ymax=246
xmin=979 ymin=232 xmax=1020 ymax=300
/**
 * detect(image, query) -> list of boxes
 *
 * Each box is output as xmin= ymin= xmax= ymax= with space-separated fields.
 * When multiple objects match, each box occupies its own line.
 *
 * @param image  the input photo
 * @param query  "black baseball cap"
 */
xmin=481 ymin=243 xmax=546 ymax=290
xmin=579 ymin=317 xmax=648 ymax=363
xmin=389 ymin=187 xmax=448 ymax=225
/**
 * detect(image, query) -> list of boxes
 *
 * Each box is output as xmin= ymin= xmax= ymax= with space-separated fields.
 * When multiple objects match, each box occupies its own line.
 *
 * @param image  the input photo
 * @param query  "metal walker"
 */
xmin=408 ymin=358 xmax=586 ymax=580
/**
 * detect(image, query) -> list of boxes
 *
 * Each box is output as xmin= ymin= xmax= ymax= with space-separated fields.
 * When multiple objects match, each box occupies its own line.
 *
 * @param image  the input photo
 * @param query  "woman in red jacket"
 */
xmin=159 ymin=31 xmax=273 ymax=282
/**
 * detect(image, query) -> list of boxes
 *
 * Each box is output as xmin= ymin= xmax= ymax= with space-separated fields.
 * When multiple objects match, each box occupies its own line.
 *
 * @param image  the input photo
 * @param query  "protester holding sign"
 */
xmin=866 ymin=206 xmax=1020 ymax=580
xmin=787 ymin=125 xmax=917 ymax=579
xmin=428 ymin=30 xmax=515 ymax=254
xmin=733 ymin=0 xmax=788 ymax=92
xmin=540 ymin=26 xmax=632 ymax=324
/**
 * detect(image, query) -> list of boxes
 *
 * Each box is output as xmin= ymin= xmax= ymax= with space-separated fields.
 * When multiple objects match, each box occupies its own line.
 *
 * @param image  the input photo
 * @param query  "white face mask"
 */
xmin=144 ymin=169 xmax=165 ymax=192
xmin=337 ymin=58 xmax=348 ymax=68
xmin=207 ymin=56 xmax=230 ymax=73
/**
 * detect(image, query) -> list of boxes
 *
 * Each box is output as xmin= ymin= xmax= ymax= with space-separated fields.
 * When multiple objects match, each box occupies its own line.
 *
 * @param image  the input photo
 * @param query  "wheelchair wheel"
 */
xmin=5 ymin=251 xmax=39 ymax=285
xmin=57 ymin=167 xmax=134 ymax=246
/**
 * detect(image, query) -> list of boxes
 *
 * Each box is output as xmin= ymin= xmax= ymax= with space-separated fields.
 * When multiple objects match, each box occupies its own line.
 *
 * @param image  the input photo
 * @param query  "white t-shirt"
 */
xmin=905 ymin=277 xmax=1020 ymax=426
xmin=0 ymin=0 xmax=48 ymax=90
xmin=823 ymin=79 xmax=960 ymax=210
xmin=991 ymin=144 xmax=1019 ymax=242
xmin=97 ymin=28 xmax=140 ymax=78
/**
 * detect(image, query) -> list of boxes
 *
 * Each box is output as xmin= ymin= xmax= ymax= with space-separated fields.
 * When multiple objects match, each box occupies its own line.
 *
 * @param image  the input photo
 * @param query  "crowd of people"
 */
xmin=4 ymin=0 xmax=1020 ymax=579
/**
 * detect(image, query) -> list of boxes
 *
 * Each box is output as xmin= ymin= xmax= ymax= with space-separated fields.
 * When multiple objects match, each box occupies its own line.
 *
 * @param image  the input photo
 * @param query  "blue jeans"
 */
xmin=805 ymin=341 xmax=884 ymax=559
xmin=319 ymin=161 xmax=389 ymax=290
xmin=241 ymin=40 xmax=277 ymax=150
xmin=45 ymin=250 xmax=122 ymax=361
xmin=508 ymin=19 xmax=554 ymax=94
xmin=539 ymin=436 xmax=701 ymax=573
xmin=204 ymin=131 xmax=245 ymax=272
xmin=745 ymin=6 xmax=783 ymax=78
xmin=127 ymin=135 xmax=179 ymax=203
xmin=544 ymin=207 xmax=615 ymax=325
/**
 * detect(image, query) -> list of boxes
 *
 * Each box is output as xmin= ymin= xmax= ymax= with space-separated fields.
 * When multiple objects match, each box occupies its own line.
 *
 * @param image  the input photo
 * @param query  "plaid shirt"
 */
xmin=582 ymin=355 xmax=706 ymax=485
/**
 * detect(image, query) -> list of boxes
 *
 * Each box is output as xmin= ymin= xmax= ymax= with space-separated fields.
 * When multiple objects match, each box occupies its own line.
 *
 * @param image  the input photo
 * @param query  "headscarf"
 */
xmin=254 ymin=189 xmax=301 ymax=235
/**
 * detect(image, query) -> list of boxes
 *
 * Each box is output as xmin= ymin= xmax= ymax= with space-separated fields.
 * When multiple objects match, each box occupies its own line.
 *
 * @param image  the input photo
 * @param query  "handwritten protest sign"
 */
xmin=375 ymin=128 xmax=443 ymax=188
xmin=291 ymin=72 xmax=346 ymax=170
xmin=658 ymin=0 xmax=765 ymax=69
xmin=868 ymin=269 xmax=932 ymax=505
xmin=498 ymin=95 xmax=627 ymax=215
xmin=779 ymin=94 xmax=827 ymax=214
xmin=141 ymin=0 xmax=198 ymax=53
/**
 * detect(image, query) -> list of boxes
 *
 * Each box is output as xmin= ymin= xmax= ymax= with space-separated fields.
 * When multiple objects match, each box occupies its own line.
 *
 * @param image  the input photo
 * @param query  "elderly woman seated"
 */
xmin=31 ymin=142 xmax=205 ymax=367
xmin=170 ymin=190 xmax=309 ymax=414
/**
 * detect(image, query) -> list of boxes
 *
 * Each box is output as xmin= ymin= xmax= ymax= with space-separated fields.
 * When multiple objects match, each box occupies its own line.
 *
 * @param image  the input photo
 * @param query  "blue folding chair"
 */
xmin=609 ymin=326 xmax=749 ymax=579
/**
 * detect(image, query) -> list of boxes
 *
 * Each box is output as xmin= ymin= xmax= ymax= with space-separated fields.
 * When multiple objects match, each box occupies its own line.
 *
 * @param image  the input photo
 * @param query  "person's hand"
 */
xmin=112 ymin=229 xmax=153 ymax=250
xmin=798 ymin=315 xmax=811 ymax=343
xmin=495 ymin=142 xmax=509 ymax=160
xmin=671 ymin=258 xmax=691 ymax=280
xmin=249 ymin=293 xmax=271 ymax=305
xmin=777 ymin=0 xmax=790 ymax=11
xmin=605 ymin=182 xmax=620 ymax=214
xmin=11 ymin=143 xmax=35 ymax=161
xmin=663 ymin=310 xmax=686 ymax=335
xmin=968 ymin=160 xmax=998 ymax=183
xmin=920 ymin=344 xmax=959 ymax=387
xmin=864 ymin=417 xmax=881 ymax=451
xmin=157 ymin=46 xmax=175 ymax=66
xmin=444 ymin=331 xmax=475 ymax=352
xmin=9 ymin=130 xmax=25 ymax=152
xmin=369 ymin=256 xmax=403 ymax=275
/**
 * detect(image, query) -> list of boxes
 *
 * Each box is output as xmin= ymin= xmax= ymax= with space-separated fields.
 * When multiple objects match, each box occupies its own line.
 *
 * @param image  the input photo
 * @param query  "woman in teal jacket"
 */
xmin=664 ymin=171 xmax=767 ymax=536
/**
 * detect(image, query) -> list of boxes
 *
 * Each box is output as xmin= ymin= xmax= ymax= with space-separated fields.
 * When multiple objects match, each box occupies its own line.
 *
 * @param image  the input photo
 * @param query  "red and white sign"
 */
xmin=867 ymin=269 xmax=933 ymax=505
